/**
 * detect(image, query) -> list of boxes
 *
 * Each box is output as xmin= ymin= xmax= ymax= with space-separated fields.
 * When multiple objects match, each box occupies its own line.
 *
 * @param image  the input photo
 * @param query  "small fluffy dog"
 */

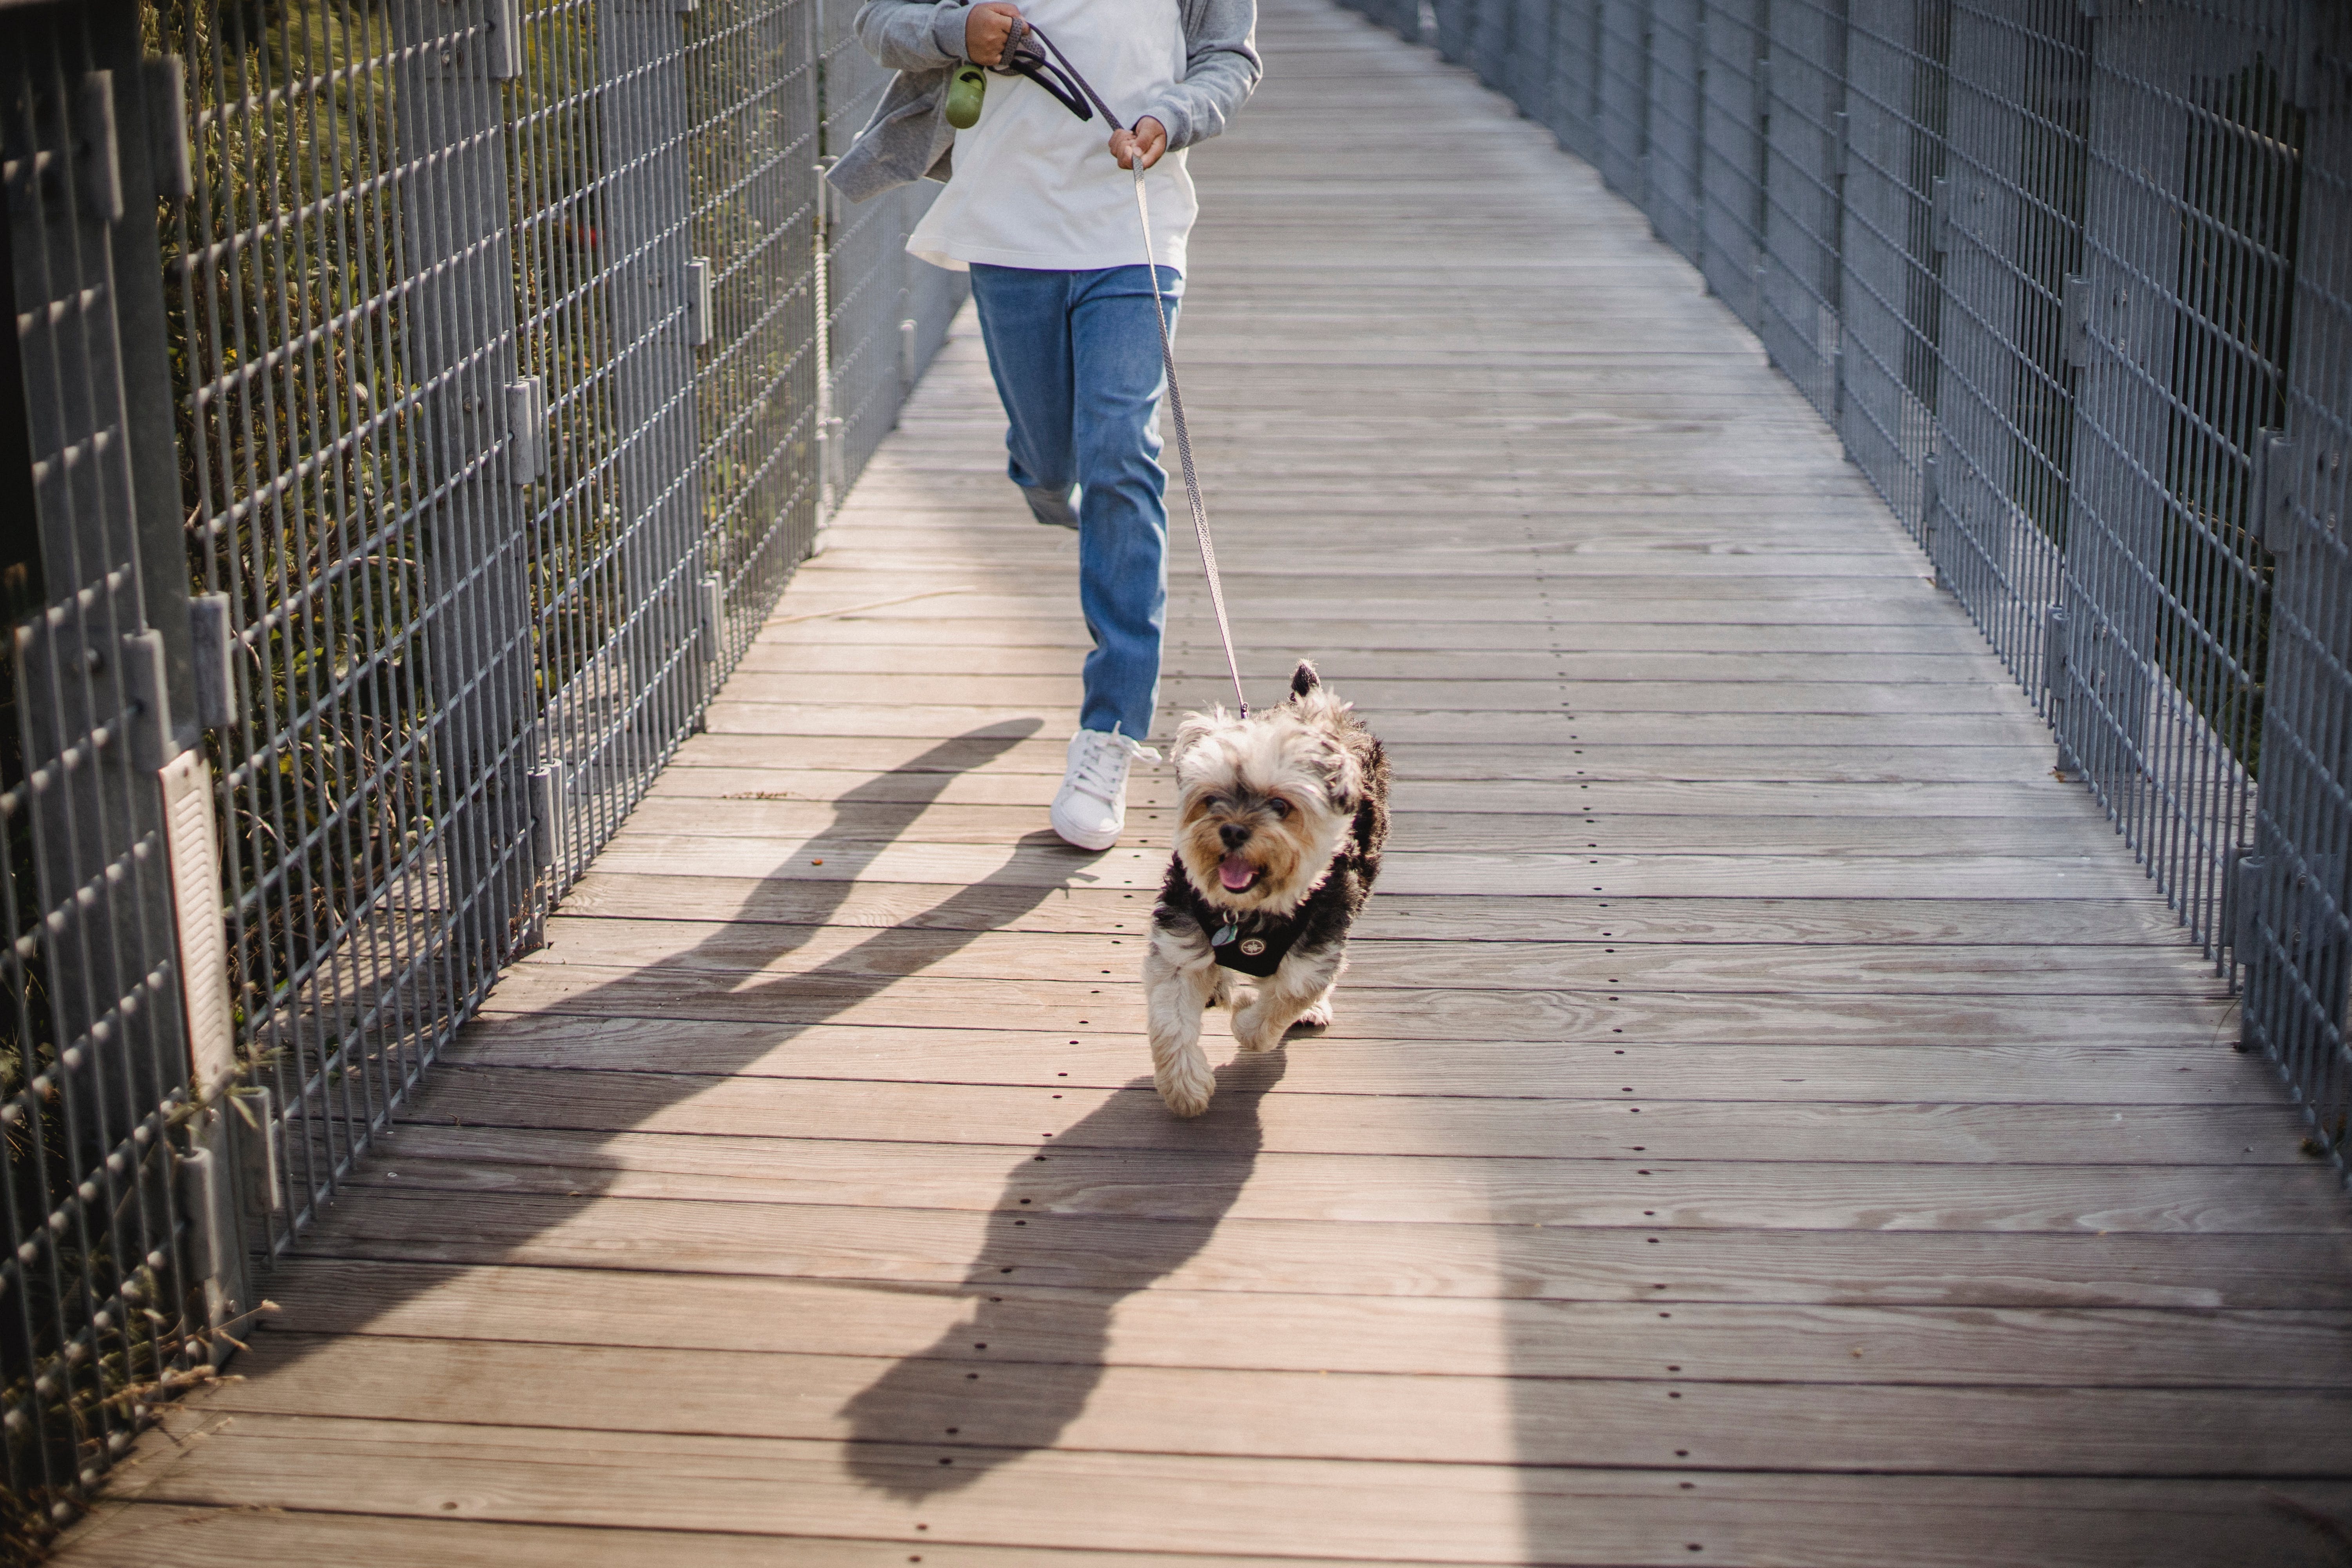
xmin=1145 ymin=661 xmax=1389 ymax=1116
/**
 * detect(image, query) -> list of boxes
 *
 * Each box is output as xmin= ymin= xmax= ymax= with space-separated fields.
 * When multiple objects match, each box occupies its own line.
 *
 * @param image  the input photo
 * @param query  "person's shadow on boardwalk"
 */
xmin=840 ymin=1050 xmax=1285 ymax=1499
xmin=261 ymin=712 xmax=1280 ymax=1501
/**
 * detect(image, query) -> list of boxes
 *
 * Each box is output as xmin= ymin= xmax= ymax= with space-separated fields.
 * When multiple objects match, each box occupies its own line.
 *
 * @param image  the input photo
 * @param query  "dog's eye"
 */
xmin=1267 ymin=797 xmax=1291 ymax=819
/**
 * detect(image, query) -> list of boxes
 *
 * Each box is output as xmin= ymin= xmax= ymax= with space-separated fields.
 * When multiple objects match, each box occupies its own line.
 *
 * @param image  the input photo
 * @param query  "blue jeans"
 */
xmin=968 ymin=263 xmax=1181 ymax=742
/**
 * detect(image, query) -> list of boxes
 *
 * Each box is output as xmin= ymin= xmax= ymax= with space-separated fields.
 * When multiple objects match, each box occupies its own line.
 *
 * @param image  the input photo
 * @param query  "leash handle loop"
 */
xmin=1132 ymin=159 xmax=1248 ymax=719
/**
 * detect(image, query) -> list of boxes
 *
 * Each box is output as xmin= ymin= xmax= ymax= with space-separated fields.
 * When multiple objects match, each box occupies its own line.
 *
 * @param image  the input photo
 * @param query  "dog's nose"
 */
xmin=1219 ymin=823 xmax=1250 ymax=850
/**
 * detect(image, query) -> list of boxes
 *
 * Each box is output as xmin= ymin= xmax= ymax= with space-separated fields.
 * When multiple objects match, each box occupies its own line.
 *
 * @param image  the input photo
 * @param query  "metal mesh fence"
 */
xmin=1 ymin=14 xmax=235 ymax=1541
xmin=819 ymin=0 xmax=958 ymax=502
xmin=3 ymin=0 xmax=960 ymax=1530
xmin=1337 ymin=0 xmax=2352 ymax=1179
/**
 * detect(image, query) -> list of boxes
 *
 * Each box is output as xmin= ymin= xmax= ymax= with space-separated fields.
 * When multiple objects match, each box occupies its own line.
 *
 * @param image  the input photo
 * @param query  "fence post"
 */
xmin=2239 ymin=0 xmax=2350 ymax=1157
xmin=387 ymin=0 xmax=541 ymax=1041
xmin=2050 ymin=3 xmax=2194 ymax=808
xmin=0 ymin=0 xmax=250 ymax=1524
xmin=595 ymin=0 xmax=713 ymax=743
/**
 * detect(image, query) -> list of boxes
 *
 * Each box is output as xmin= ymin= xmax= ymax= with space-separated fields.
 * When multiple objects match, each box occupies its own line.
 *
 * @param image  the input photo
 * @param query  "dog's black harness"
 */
xmin=1172 ymin=883 xmax=1305 ymax=979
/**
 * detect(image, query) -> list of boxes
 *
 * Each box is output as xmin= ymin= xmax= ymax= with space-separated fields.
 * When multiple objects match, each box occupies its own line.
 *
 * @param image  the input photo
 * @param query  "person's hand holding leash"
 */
xmin=1110 ymin=118 xmax=1168 ymax=171
xmin=965 ymin=1 xmax=1021 ymax=65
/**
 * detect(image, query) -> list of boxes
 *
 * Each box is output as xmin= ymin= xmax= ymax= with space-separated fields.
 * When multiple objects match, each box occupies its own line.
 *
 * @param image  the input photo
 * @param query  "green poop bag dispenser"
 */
xmin=946 ymin=63 xmax=987 ymax=129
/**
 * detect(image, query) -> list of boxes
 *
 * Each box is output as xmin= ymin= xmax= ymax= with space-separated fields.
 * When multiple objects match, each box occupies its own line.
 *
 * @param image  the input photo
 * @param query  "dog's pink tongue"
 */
xmin=1218 ymin=855 xmax=1255 ymax=892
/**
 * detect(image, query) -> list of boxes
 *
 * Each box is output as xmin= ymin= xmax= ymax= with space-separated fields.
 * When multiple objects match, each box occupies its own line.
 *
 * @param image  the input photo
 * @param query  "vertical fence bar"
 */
xmin=1645 ymin=0 xmax=1705 ymax=263
xmin=2242 ymin=2 xmax=2351 ymax=1174
xmin=1835 ymin=0 xmax=1949 ymax=538
xmin=1698 ymin=0 xmax=1766 ymax=327
xmin=1924 ymin=1 xmax=2089 ymax=702
xmin=1756 ymin=0 xmax=1842 ymax=416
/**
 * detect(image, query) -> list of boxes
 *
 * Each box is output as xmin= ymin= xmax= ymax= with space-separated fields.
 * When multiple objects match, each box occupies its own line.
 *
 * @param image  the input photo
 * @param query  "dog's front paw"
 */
xmin=1154 ymin=1049 xmax=1216 ymax=1116
xmin=1230 ymin=1002 xmax=1287 ymax=1054
xmin=1293 ymin=1000 xmax=1332 ymax=1031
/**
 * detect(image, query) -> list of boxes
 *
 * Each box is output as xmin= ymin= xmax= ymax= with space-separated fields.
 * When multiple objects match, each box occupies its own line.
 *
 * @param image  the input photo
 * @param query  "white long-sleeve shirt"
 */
xmin=906 ymin=0 xmax=1199 ymax=274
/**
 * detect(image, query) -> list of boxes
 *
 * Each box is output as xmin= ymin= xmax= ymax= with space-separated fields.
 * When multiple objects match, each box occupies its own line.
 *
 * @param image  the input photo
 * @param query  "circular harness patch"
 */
xmin=1239 ymin=938 xmax=1267 ymax=956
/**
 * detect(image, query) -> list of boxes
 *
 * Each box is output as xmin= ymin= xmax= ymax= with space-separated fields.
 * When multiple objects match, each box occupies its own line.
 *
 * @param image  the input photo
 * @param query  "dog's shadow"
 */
xmin=841 ymin=1050 xmax=1287 ymax=1498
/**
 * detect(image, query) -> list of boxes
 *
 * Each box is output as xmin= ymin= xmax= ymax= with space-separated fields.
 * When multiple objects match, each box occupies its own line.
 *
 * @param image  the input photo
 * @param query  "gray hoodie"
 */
xmin=826 ymin=0 xmax=1261 ymax=204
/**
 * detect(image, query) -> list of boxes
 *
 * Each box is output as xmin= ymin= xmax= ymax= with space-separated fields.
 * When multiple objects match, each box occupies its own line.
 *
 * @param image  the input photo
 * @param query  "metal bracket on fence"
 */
xmin=677 ymin=0 xmax=698 ymax=13
xmin=506 ymin=375 xmax=547 ymax=483
xmin=700 ymin=572 xmax=724 ymax=662
xmin=687 ymin=258 xmax=714 ymax=347
xmin=189 ymin=592 xmax=234 ymax=729
xmin=528 ymin=760 xmax=565 ymax=872
xmin=2042 ymin=602 xmax=2069 ymax=691
xmin=172 ymin=1140 xmax=235 ymax=1355
xmin=1832 ymin=110 xmax=1849 ymax=181
xmin=76 ymin=71 xmax=124 ymax=225
xmin=1920 ymin=450 xmax=1943 ymax=568
xmin=237 ymin=1085 xmax=284 ymax=1215
xmin=2252 ymin=428 xmax=2292 ymax=552
xmin=120 ymin=627 xmax=173 ymax=772
xmin=900 ymin=318 xmax=920 ymax=387
xmin=488 ymin=0 xmax=524 ymax=80
xmin=813 ymin=156 xmax=837 ymax=238
xmin=2229 ymin=853 xmax=2267 ymax=958
xmin=2061 ymin=274 xmax=2091 ymax=369
xmin=143 ymin=56 xmax=192 ymax=202
xmin=1930 ymin=175 xmax=1952 ymax=257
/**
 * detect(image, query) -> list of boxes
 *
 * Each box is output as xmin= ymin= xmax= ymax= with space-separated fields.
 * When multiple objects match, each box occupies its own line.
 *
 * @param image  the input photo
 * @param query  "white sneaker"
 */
xmin=1051 ymin=728 xmax=1158 ymax=851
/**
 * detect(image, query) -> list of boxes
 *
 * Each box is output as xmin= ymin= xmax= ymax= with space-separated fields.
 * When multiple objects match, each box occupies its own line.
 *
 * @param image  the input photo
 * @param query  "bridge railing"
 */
xmin=1344 ymin=0 xmax=2352 ymax=1181
xmin=0 ymin=0 xmax=958 ymax=1537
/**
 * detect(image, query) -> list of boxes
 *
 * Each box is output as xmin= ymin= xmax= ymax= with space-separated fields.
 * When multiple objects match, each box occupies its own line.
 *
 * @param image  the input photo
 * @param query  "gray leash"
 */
xmin=1132 ymin=159 xmax=1248 ymax=719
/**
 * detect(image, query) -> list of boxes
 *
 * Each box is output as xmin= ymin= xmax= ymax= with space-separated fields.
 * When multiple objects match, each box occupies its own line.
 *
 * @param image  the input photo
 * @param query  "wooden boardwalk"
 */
xmin=61 ymin=1 xmax=2352 ymax=1562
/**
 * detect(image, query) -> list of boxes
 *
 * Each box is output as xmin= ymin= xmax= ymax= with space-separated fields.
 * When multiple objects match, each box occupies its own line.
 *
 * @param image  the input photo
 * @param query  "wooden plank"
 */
xmin=253 ymin=1260 xmax=2352 ymax=1388
xmin=81 ymin=1413 xmax=2352 ymax=1568
xmin=754 ymin=615 xmax=1996 ymax=653
xmin=664 ymin=730 xmax=2078 ymax=782
xmin=446 ymin=1016 xmax=2273 ymax=1107
xmin=700 ymin=703 xmax=2058 ymax=749
xmin=352 ymin=1127 xmax=2352 ymax=1232
xmin=187 ymin=1332 xmax=2352 ymax=1477
xmin=612 ymin=798 xmax=2165 ymax=859
xmin=712 ymin=671 xmax=2033 ymax=717
xmin=549 ymin=875 xmax=2196 ymax=944
xmin=575 ymin=837 xmax=2169 ymax=902
xmin=528 ymin=915 xmax=2224 ymax=998
xmin=58 ymin=1508 xmax=1370 ymax=1568
xmin=471 ymin=962 xmax=2234 ymax=1046
xmin=379 ymin=1067 xmax=2309 ymax=1165
xmin=292 ymin=1191 xmax=2352 ymax=1308
xmin=640 ymin=770 xmax=2092 ymax=818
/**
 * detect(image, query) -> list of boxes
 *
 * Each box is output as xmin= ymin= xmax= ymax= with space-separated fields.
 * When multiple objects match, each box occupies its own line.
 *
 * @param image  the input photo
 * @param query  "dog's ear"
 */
xmin=1289 ymin=661 xmax=1320 ymax=701
xmin=1313 ymin=731 xmax=1363 ymax=810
